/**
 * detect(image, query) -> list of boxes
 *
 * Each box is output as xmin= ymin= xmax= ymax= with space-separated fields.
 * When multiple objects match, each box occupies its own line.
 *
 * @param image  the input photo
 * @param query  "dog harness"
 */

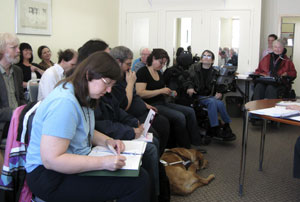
xmin=160 ymin=150 xmax=192 ymax=169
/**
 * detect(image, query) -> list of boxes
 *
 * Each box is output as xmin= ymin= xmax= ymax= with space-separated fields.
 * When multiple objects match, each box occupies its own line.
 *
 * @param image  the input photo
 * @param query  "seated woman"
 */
xmin=253 ymin=39 xmax=297 ymax=100
xmin=37 ymin=45 xmax=55 ymax=70
xmin=186 ymin=50 xmax=235 ymax=141
xmin=16 ymin=43 xmax=44 ymax=90
xmin=25 ymin=52 xmax=150 ymax=202
xmin=135 ymin=48 xmax=202 ymax=148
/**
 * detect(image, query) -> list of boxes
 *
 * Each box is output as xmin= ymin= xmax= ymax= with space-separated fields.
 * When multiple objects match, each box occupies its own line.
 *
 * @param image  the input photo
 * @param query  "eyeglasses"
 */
xmin=101 ymin=78 xmax=114 ymax=87
xmin=9 ymin=45 xmax=19 ymax=50
xmin=158 ymin=60 xmax=166 ymax=66
xmin=202 ymin=55 xmax=212 ymax=59
xmin=123 ymin=62 xmax=132 ymax=67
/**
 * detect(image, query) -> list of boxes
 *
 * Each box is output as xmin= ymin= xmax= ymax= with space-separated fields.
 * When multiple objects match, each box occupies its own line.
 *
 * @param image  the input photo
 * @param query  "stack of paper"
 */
xmin=81 ymin=140 xmax=147 ymax=177
xmin=250 ymin=106 xmax=300 ymax=118
xmin=276 ymin=100 xmax=300 ymax=107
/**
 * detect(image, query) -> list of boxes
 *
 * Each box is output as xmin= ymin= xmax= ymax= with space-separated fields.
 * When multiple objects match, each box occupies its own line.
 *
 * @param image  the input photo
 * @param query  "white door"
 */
xmin=165 ymin=11 xmax=204 ymax=66
xmin=293 ymin=22 xmax=300 ymax=96
xmin=124 ymin=12 xmax=158 ymax=59
xmin=209 ymin=10 xmax=251 ymax=73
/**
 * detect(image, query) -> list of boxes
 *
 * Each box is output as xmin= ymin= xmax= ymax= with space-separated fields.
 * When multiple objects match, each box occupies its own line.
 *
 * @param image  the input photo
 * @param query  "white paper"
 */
xmin=142 ymin=109 xmax=156 ymax=137
xmin=134 ymin=132 xmax=153 ymax=142
xmin=250 ymin=106 xmax=300 ymax=118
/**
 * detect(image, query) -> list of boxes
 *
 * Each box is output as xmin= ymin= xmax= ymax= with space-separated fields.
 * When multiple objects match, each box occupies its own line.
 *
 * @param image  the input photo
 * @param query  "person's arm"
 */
xmin=31 ymin=64 xmax=44 ymax=75
xmin=286 ymin=105 xmax=300 ymax=111
xmin=125 ymin=70 xmax=136 ymax=110
xmin=92 ymin=129 xmax=125 ymax=154
xmin=135 ymin=82 xmax=171 ymax=99
xmin=40 ymin=135 xmax=126 ymax=174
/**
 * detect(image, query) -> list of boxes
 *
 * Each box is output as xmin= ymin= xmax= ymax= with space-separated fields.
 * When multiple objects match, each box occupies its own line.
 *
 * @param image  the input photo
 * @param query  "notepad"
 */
xmin=250 ymin=106 xmax=300 ymax=118
xmin=80 ymin=141 xmax=147 ymax=177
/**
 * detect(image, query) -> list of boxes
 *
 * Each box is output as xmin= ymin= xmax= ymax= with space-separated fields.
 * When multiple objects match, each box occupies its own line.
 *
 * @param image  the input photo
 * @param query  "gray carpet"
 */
xmin=170 ymin=117 xmax=300 ymax=202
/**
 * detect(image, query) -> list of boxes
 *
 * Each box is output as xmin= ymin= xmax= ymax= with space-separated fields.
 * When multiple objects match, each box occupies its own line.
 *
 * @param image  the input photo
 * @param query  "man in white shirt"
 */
xmin=38 ymin=49 xmax=77 ymax=101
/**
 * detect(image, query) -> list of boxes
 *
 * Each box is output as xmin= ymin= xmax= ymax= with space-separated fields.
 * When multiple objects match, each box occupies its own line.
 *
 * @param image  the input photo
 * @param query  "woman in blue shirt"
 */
xmin=25 ymin=51 xmax=150 ymax=202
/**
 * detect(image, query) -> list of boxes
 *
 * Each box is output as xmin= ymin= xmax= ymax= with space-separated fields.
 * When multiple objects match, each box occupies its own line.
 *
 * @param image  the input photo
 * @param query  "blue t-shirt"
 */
xmin=25 ymin=82 xmax=95 ymax=173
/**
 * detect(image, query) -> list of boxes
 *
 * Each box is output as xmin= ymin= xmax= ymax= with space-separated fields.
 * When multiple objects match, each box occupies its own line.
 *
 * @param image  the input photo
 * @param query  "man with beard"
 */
xmin=0 ymin=33 xmax=26 ymax=145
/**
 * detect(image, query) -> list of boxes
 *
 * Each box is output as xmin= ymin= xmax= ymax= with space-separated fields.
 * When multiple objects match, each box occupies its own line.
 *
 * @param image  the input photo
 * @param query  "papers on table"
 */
xmin=288 ymin=116 xmax=300 ymax=122
xmin=250 ymin=106 xmax=300 ymax=118
xmin=276 ymin=100 xmax=300 ymax=107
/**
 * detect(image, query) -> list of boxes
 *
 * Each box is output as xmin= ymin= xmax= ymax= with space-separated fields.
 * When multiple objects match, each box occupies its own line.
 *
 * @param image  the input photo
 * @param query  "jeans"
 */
xmin=155 ymin=102 xmax=201 ymax=147
xmin=199 ymin=96 xmax=231 ymax=127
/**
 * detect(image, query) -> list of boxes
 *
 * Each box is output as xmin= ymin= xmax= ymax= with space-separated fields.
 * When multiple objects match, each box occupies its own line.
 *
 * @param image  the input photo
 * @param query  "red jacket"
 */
xmin=255 ymin=54 xmax=297 ymax=77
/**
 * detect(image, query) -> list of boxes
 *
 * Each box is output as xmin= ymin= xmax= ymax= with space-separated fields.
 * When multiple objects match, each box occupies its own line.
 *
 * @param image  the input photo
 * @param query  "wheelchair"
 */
xmin=189 ymin=66 xmax=238 ymax=142
xmin=249 ymin=74 xmax=296 ymax=99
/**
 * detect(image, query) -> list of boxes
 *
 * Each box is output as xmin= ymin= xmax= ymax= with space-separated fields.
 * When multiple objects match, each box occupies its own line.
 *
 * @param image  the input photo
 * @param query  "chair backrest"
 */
xmin=27 ymin=79 xmax=40 ymax=102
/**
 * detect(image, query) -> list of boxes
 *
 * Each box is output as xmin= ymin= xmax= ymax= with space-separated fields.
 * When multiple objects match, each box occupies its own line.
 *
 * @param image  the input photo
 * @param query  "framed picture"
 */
xmin=15 ymin=0 xmax=52 ymax=35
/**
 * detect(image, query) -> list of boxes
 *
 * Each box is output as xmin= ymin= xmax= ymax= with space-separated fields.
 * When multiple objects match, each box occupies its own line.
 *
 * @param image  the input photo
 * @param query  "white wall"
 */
xmin=0 ymin=0 xmax=119 ymax=63
xmin=261 ymin=0 xmax=300 ymax=96
xmin=260 ymin=0 xmax=300 ymax=58
xmin=119 ymin=0 xmax=262 ymax=73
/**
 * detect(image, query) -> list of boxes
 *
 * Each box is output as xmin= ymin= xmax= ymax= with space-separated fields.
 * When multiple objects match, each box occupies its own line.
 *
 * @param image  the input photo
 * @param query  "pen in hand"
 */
xmin=108 ymin=144 xmax=118 ymax=155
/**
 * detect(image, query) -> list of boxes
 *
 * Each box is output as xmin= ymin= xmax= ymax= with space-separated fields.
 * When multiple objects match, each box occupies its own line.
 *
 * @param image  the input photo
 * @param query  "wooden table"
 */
xmin=239 ymin=99 xmax=300 ymax=196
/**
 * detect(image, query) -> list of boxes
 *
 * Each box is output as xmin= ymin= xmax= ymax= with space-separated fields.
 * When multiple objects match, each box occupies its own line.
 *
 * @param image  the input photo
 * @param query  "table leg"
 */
xmin=245 ymin=80 xmax=250 ymax=103
xmin=239 ymin=110 xmax=250 ymax=196
xmin=259 ymin=119 xmax=267 ymax=171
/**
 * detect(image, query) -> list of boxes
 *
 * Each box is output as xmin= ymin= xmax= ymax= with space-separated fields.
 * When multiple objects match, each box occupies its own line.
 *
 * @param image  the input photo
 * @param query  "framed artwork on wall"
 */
xmin=15 ymin=0 xmax=52 ymax=35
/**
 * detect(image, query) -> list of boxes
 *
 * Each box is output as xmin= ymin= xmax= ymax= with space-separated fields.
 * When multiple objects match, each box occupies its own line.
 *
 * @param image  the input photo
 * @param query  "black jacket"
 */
xmin=94 ymin=94 xmax=138 ymax=140
xmin=185 ymin=63 xmax=219 ymax=96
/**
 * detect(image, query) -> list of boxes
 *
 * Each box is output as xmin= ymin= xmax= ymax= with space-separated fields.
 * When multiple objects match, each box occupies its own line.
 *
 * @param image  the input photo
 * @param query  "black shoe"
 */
xmin=211 ymin=125 xmax=236 ymax=141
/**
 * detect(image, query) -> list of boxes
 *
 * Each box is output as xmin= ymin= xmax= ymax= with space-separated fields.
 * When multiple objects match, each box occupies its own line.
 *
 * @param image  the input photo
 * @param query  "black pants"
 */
xmin=294 ymin=137 xmax=300 ymax=178
xmin=253 ymin=83 xmax=280 ymax=100
xmin=27 ymin=165 xmax=150 ymax=202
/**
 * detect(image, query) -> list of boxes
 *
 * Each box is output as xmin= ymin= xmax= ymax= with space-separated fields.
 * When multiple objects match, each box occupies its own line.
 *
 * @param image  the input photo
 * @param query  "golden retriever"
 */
xmin=160 ymin=148 xmax=215 ymax=195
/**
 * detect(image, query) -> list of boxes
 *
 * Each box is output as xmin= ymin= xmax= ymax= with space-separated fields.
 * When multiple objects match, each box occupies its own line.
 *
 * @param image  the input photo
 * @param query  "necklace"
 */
xmin=81 ymin=106 xmax=91 ymax=147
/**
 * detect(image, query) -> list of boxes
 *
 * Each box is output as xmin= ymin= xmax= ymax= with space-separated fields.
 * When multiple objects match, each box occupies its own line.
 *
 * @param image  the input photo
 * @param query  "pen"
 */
xmin=108 ymin=144 xmax=118 ymax=155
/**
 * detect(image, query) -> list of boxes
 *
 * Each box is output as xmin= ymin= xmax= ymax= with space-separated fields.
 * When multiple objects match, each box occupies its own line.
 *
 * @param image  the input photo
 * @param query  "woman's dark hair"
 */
xmin=58 ymin=49 xmax=77 ymax=63
xmin=58 ymin=51 xmax=121 ymax=108
xmin=200 ymin=50 xmax=215 ymax=61
xmin=146 ymin=48 xmax=170 ymax=67
xmin=66 ymin=39 xmax=109 ymax=77
xmin=268 ymin=34 xmax=278 ymax=40
xmin=19 ymin=42 xmax=33 ymax=63
xmin=77 ymin=39 xmax=109 ymax=64
xmin=37 ymin=45 xmax=50 ymax=59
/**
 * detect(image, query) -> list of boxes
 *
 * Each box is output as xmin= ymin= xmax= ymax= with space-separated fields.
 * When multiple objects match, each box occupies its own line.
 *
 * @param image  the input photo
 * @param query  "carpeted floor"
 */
xmin=170 ymin=117 xmax=300 ymax=202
